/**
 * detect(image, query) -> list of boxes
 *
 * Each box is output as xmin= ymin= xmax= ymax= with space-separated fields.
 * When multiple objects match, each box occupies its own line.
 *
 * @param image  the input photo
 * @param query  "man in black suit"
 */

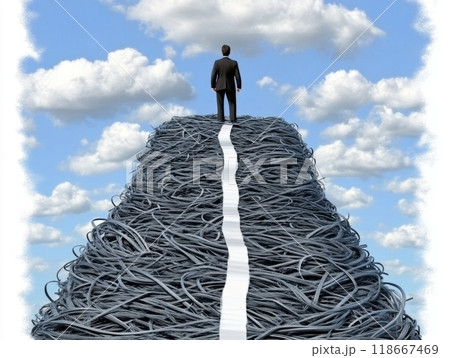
xmin=211 ymin=44 xmax=241 ymax=123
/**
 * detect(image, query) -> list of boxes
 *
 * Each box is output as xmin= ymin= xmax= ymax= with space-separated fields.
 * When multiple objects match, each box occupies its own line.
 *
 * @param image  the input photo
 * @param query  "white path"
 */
xmin=218 ymin=123 xmax=250 ymax=340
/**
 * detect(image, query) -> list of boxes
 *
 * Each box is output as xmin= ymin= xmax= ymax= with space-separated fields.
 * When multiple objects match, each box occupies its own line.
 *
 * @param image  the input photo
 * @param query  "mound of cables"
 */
xmin=31 ymin=115 xmax=421 ymax=340
xmin=32 ymin=115 xmax=229 ymax=339
xmin=230 ymin=116 xmax=420 ymax=339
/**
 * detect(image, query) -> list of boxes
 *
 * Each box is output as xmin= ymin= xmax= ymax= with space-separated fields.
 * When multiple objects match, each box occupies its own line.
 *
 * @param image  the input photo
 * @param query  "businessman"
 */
xmin=211 ymin=44 xmax=241 ymax=123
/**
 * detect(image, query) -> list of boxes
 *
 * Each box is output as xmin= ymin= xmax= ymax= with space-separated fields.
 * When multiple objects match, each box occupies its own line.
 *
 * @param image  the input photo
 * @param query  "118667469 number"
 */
xmin=372 ymin=344 xmax=439 ymax=355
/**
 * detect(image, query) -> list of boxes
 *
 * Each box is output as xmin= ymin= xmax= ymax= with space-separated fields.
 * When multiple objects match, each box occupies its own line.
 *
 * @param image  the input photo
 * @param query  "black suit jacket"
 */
xmin=211 ymin=57 xmax=241 ymax=91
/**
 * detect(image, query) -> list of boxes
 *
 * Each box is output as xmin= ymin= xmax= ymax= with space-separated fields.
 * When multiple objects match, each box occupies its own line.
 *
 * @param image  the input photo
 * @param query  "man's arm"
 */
xmin=235 ymin=61 xmax=242 ymax=91
xmin=211 ymin=60 xmax=218 ymax=90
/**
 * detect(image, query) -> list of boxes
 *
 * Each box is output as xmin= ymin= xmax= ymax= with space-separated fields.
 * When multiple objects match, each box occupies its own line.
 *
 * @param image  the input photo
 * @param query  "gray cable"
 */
xmin=231 ymin=116 xmax=419 ymax=340
xmin=31 ymin=115 xmax=420 ymax=340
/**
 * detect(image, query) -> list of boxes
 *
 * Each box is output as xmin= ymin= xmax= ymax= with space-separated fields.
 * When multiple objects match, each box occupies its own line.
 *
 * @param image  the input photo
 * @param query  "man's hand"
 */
xmin=212 ymin=88 xmax=216 ymax=92
xmin=237 ymin=88 xmax=241 ymax=92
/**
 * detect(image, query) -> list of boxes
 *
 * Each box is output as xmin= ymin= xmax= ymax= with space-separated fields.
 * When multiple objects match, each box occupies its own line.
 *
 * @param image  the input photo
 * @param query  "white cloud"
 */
xmin=75 ymin=221 xmax=95 ymax=239
xmin=315 ymin=140 xmax=411 ymax=177
xmin=313 ymin=104 xmax=424 ymax=178
xmin=257 ymin=76 xmax=278 ymax=88
xmin=164 ymin=45 xmax=177 ymax=59
xmin=128 ymin=102 xmax=194 ymax=126
xmin=92 ymin=199 xmax=114 ymax=212
xmin=290 ymin=70 xmax=424 ymax=122
xmin=28 ymin=257 xmax=51 ymax=272
xmin=324 ymin=181 xmax=373 ymax=209
xmin=22 ymin=48 xmax=194 ymax=123
xmin=27 ymin=222 xmax=72 ymax=246
xmin=31 ymin=181 xmax=122 ymax=218
xmin=32 ymin=182 xmax=92 ymax=217
xmin=107 ymin=0 xmax=383 ymax=56
xmin=386 ymin=177 xmax=421 ymax=194
xmin=372 ymin=106 xmax=425 ymax=137
xmin=91 ymin=183 xmax=123 ymax=195
xmin=23 ymin=135 xmax=39 ymax=149
xmin=66 ymin=121 xmax=149 ymax=175
xmin=295 ymin=70 xmax=371 ymax=121
xmin=371 ymin=77 xmax=424 ymax=109
xmin=262 ymin=70 xmax=424 ymax=179
xmin=397 ymin=198 xmax=419 ymax=217
xmin=321 ymin=117 xmax=361 ymax=139
xmin=374 ymin=224 xmax=426 ymax=248
xmin=322 ymin=107 xmax=425 ymax=143
xmin=382 ymin=258 xmax=428 ymax=280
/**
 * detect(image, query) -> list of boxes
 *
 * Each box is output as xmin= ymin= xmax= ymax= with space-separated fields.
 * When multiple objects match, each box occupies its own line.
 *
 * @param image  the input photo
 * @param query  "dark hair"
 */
xmin=221 ymin=44 xmax=231 ymax=56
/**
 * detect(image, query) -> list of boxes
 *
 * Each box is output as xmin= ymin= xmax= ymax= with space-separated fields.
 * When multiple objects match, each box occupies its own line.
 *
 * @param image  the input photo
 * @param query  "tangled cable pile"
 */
xmin=31 ymin=115 xmax=421 ymax=340
xmin=32 ymin=115 xmax=229 ymax=339
xmin=230 ymin=116 xmax=420 ymax=339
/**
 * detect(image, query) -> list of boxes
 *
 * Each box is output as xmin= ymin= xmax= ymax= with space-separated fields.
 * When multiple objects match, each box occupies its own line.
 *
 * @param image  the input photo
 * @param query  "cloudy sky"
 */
xmin=2 ymin=0 xmax=449 ymax=342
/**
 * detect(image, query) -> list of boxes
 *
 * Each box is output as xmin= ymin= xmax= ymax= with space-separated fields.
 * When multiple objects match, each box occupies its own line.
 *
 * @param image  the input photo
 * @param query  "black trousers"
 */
xmin=216 ymin=89 xmax=237 ymax=122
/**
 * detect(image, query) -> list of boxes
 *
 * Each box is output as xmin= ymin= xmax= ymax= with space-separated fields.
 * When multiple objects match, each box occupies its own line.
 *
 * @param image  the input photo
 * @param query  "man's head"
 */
xmin=221 ymin=44 xmax=231 ymax=56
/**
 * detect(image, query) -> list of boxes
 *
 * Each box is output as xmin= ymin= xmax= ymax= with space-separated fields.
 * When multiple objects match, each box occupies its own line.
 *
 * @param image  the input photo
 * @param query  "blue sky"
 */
xmin=2 ymin=0 xmax=448 ymax=342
